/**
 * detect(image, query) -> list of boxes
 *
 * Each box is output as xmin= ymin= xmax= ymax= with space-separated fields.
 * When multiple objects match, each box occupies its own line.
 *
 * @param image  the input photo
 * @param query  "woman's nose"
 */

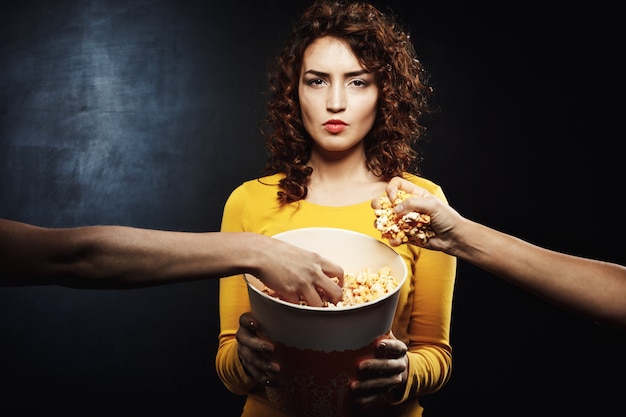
xmin=326 ymin=85 xmax=346 ymax=112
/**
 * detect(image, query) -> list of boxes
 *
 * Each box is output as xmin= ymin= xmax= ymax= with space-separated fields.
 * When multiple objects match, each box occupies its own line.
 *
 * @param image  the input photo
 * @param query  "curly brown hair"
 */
xmin=261 ymin=0 xmax=433 ymax=204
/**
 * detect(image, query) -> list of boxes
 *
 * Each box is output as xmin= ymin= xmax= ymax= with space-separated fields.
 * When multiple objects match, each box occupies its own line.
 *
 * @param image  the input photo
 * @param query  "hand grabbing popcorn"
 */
xmin=262 ymin=266 xmax=398 ymax=308
xmin=374 ymin=190 xmax=435 ymax=245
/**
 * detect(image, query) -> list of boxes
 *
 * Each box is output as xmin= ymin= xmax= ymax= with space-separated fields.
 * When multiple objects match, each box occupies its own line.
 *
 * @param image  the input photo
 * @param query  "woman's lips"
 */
xmin=324 ymin=121 xmax=347 ymax=133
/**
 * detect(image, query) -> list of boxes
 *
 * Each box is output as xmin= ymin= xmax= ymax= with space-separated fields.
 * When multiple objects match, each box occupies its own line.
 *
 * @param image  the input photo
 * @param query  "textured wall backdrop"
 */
xmin=1 ymin=1 xmax=623 ymax=417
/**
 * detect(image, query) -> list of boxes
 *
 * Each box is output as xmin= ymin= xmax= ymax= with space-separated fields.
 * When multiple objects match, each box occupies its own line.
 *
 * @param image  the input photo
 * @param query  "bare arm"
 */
xmin=0 ymin=219 xmax=343 ymax=306
xmin=373 ymin=177 xmax=626 ymax=329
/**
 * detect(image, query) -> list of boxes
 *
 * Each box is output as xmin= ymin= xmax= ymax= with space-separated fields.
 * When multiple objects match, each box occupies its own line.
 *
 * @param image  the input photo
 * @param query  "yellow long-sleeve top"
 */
xmin=216 ymin=173 xmax=457 ymax=417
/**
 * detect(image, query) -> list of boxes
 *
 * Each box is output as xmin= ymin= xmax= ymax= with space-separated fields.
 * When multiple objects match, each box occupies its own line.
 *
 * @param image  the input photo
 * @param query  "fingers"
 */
xmin=279 ymin=271 xmax=343 ymax=307
xmin=236 ymin=313 xmax=280 ymax=387
xmin=371 ymin=197 xmax=380 ymax=210
xmin=319 ymin=260 xmax=344 ymax=304
xmin=321 ymin=259 xmax=344 ymax=288
xmin=374 ymin=334 xmax=407 ymax=359
xmin=289 ymin=256 xmax=343 ymax=307
xmin=310 ymin=281 xmax=342 ymax=306
xmin=384 ymin=176 xmax=402 ymax=200
xmin=385 ymin=176 xmax=421 ymax=200
xmin=373 ymin=175 xmax=433 ymax=219
xmin=386 ymin=176 xmax=432 ymax=202
xmin=351 ymin=356 xmax=405 ymax=405
xmin=370 ymin=176 xmax=406 ymax=210
xmin=277 ymin=288 xmax=309 ymax=306
xmin=394 ymin=191 xmax=435 ymax=216
xmin=296 ymin=285 xmax=325 ymax=307
xmin=351 ymin=335 xmax=408 ymax=405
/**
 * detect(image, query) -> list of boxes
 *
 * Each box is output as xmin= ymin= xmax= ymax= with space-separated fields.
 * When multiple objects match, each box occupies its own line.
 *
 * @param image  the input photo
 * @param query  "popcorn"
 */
xmin=262 ymin=266 xmax=399 ymax=308
xmin=331 ymin=266 xmax=398 ymax=307
xmin=374 ymin=190 xmax=435 ymax=245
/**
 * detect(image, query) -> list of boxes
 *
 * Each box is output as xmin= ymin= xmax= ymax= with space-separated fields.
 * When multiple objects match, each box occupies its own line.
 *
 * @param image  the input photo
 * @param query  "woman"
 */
xmin=216 ymin=2 xmax=456 ymax=416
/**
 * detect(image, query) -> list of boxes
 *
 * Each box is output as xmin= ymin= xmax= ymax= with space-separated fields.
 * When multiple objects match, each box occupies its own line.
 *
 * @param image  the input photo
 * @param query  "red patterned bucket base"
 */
xmin=265 ymin=340 xmax=376 ymax=417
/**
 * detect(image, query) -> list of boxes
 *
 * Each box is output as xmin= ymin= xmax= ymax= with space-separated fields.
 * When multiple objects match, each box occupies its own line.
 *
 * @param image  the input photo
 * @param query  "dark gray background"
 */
xmin=1 ymin=1 xmax=624 ymax=416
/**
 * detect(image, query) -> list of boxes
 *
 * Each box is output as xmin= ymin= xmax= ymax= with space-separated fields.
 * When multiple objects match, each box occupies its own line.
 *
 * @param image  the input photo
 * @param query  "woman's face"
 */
xmin=298 ymin=36 xmax=379 ymax=154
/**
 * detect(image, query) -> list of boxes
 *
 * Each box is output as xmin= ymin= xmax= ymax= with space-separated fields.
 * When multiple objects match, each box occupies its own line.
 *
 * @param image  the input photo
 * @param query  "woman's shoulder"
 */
xmin=401 ymin=172 xmax=447 ymax=200
xmin=229 ymin=173 xmax=283 ymax=198
xmin=402 ymin=172 xmax=440 ymax=190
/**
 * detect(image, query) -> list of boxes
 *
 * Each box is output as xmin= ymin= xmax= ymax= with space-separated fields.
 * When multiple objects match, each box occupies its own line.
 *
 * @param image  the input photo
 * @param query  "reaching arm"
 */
xmin=0 ymin=219 xmax=343 ymax=306
xmin=373 ymin=177 xmax=626 ymax=329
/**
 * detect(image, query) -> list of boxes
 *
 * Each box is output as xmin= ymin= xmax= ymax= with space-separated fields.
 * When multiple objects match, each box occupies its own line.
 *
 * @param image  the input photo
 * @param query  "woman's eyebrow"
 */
xmin=303 ymin=69 xmax=371 ymax=77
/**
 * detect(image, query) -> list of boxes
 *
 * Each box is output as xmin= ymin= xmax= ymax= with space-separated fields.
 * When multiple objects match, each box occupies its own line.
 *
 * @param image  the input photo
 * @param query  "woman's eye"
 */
xmin=350 ymin=79 xmax=367 ymax=87
xmin=307 ymin=78 xmax=326 ymax=86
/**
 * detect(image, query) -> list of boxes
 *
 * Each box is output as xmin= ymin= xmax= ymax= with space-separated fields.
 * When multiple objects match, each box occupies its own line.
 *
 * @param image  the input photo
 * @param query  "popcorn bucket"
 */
xmin=245 ymin=227 xmax=408 ymax=417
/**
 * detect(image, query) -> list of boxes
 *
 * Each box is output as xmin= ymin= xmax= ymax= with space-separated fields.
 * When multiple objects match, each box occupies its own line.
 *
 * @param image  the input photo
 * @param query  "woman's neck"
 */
xmin=305 ymin=151 xmax=386 ymax=207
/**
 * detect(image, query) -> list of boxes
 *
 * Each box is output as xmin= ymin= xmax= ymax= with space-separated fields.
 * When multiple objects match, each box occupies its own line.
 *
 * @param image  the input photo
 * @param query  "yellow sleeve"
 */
xmin=403 ymin=242 xmax=455 ymax=399
xmin=215 ymin=183 xmax=257 ymax=395
xmin=391 ymin=175 xmax=457 ymax=403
